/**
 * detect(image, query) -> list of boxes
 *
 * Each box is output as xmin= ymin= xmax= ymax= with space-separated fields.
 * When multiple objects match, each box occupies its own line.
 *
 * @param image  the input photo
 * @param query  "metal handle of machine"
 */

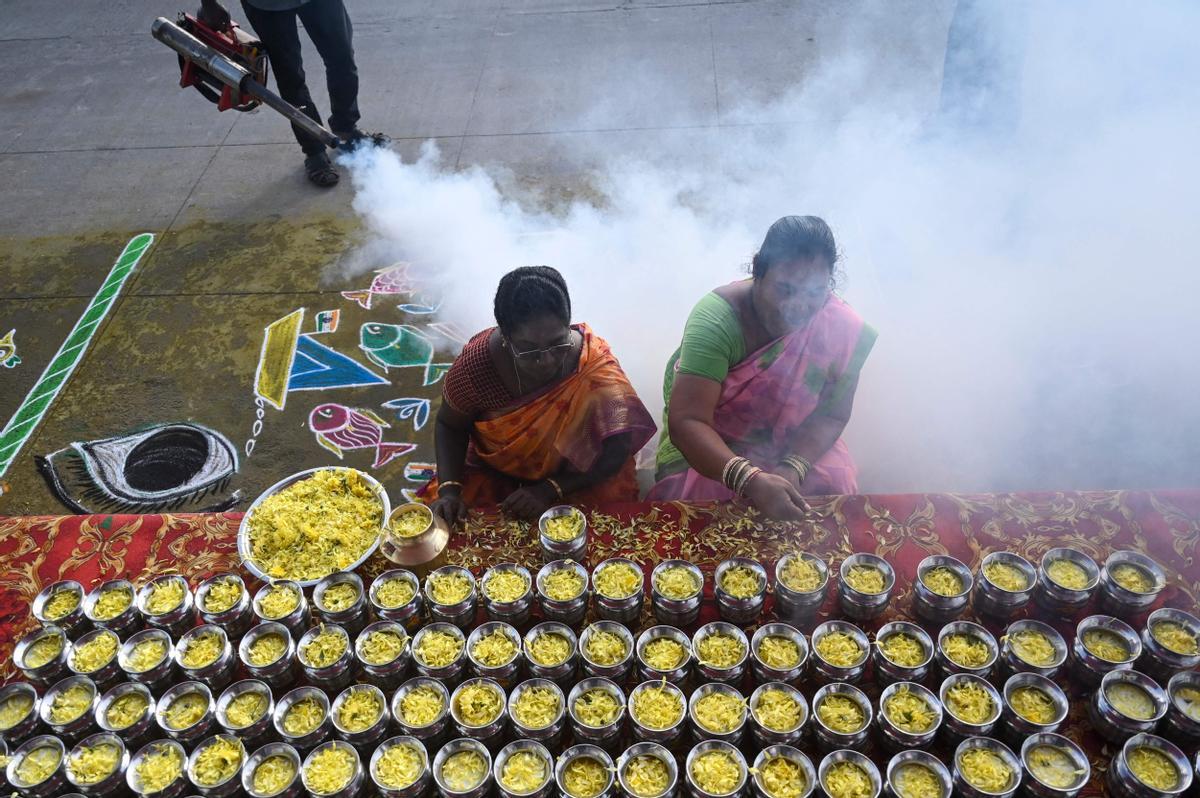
xmin=151 ymin=17 xmax=341 ymax=149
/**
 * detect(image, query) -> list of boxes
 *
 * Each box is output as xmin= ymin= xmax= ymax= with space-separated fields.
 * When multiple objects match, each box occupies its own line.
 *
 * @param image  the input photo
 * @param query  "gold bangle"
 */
xmin=437 ymin=480 xmax=463 ymax=495
xmin=546 ymin=478 xmax=564 ymax=500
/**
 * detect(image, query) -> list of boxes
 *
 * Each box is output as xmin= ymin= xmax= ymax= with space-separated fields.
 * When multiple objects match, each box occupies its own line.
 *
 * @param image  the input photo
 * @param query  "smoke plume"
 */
xmin=337 ymin=0 xmax=1200 ymax=494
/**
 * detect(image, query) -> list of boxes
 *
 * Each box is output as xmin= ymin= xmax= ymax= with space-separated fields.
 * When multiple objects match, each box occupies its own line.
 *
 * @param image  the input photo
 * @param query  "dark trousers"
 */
xmin=240 ymin=0 xmax=360 ymax=156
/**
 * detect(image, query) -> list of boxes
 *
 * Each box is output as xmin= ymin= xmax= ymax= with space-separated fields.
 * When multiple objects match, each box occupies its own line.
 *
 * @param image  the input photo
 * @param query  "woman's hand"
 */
xmin=501 ymin=482 xmax=558 ymax=521
xmin=770 ymin=463 xmax=803 ymax=493
xmin=430 ymin=493 xmax=469 ymax=527
xmin=744 ymin=471 xmax=810 ymax=520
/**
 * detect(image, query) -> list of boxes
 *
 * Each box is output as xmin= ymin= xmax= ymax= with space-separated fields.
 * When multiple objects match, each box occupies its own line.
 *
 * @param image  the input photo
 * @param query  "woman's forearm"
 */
xmin=669 ymin=416 xmax=742 ymax=482
xmin=433 ymin=417 xmax=470 ymax=488
xmin=781 ymin=413 xmax=848 ymax=468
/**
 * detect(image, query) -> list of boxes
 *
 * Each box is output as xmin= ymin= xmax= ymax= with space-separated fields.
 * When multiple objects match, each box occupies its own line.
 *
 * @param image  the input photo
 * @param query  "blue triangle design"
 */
xmin=287 ymin=334 xmax=389 ymax=392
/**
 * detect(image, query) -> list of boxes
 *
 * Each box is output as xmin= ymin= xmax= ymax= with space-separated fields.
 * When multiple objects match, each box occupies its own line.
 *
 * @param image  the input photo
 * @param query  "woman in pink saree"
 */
xmin=648 ymin=216 xmax=876 ymax=519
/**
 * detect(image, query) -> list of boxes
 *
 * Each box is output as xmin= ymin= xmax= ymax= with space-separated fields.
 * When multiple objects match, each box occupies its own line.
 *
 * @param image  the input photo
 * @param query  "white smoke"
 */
xmin=337 ymin=0 xmax=1200 ymax=494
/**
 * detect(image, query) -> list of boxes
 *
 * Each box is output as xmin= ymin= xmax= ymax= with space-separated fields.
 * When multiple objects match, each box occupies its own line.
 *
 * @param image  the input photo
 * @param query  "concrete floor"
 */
xmin=0 ymin=0 xmax=954 ymax=514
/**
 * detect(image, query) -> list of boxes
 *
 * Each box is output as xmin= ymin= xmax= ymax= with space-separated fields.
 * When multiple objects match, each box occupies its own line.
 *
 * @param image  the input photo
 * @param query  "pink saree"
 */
xmin=648 ymin=296 xmax=875 ymax=499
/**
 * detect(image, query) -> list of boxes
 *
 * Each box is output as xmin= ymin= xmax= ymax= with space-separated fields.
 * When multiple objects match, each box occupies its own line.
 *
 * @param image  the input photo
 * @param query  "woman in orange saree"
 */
xmin=424 ymin=266 xmax=656 ymax=524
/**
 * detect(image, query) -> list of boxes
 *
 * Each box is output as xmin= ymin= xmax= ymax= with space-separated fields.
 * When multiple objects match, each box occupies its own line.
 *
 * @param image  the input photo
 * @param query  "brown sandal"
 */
xmin=304 ymin=153 xmax=339 ymax=187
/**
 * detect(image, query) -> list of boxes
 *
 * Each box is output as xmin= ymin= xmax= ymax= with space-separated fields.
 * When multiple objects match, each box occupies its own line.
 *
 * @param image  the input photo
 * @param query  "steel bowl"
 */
xmin=811 ymin=621 xmax=870 ymax=684
xmin=973 ymin=552 xmax=1036 ymax=621
xmin=126 ymin=739 xmax=189 ymax=798
xmin=617 ymin=742 xmax=679 ymax=798
xmin=1107 ymin=732 xmax=1192 ymax=798
xmin=911 ymin=555 xmax=973 ymax=624
xmin=424 ymin=566 xmax=478 ymax=630
xmin=1099 ymin=551 xmax=1166 ymax=615
xmin=174 ymin=624 xmax=235 ymax=692
xmin=119 ymin=628 xmax=176 ymax=691
xmin=883 ymin=749 xmax=950 ymax=798
xmin=251 ymin=580 xmax=310 ymax=639
xmin=186 ymin=734 xmax=246 ymax=797
xmin=750 ymin=623 xmax=810 ymax=685
xmin=82 ymin=579 xmax=140 ymax=636
xmin=195 ymin=573 xmax=254 ymax=639
xmin=818 ymin=750 xmax=881 ymax=798
xmin=876 ymin=681 xmax=942 ymax=752
xmin=684 ymin=740 xmax=746 ymax=798
xmin=569 ymin=677 xmax=628 ymax=754
xmin=688 ymin=682 xmax=748 ymax=745
xmin=579 ymin=621 xmax=636 ymax=682
xmin=1089 ymin=669 xmax=1167 ymax=744
xmin=0 ymin=682 xmax=41 ymax=742
xmin=32 ymin=580 xmax=88 ymax=638
xmin=331 ymin=684 xmax=391 ymax=751
xmin=39 ymin=674 xmax=98 ymax=743
xmin=1071 ymin=615 xmax=1140 ymax=687
xmin=1019 ymin=732 xmax=1090 ymax=798
xmin=714 ymin=558 xmax=767 ymax=626
xmin=155 ymin=682 xmax=215 ymax=746
xmin=535 ymin=559 xmax=591 ymax=626
xmin=242 ymin=741 xmax=302 ymax=798
xmin=368 ymin=736 xmax=429 ymax=798
xmin=7 ymin=734 xmax=67 ymax=798
xmin=951 ymin=737 xmax=1021 ymax=798
xmin=95 ymin=681 xmax=156 ymax=749
xmin=135 ymin=575 xmax=194 ymax=637
xmin=313 ymin=572 xmax=370 ymax=638
xmin=432 ymin=737 xmax=492 ymax=798
xmin=811 ymin=683 xmax=872 ymax=752
xmin=297 ymin=623 xmax=355 ymax=692
xmin=939 ymin=673 xmax=1003 ymax=745
xmin=773 ymin=552 xmax=830 ymax=623
xmin=480 ymin=563 xmax=534 ymax=627
xmin=692 ymin=622 xmax=750 ymax=684
xmin=999 ymin=672 xmax=1068 ymax=744
xmin=14 ymin=624 xmax=69 ymax=686
xmin=237 ymin=467 xmax=390 ymax=587
xmin=999 ymin=620 xmax=1068 ymax=679
xmin=651 ymin=560 xmax=705 ymax=627
xmin=300 ymin=741 xmax=363 ymax=798
xmin=627 ymin=679 xmax=686 ymax=747
xmin=239 ymin=622 xmax=299 ymax=691
xmin=524 ymin=622 xmax=579 ymax=690
xmin=1034 ymin=548 xmax=1099 ymax=615
xmin=751 ymin=744 xmax=814 ymax=798
xmin=411 ymin=623 xmax=468 ymax=686
xmin=492 ymin=739 xmax=554 ymax=798
xmin=507 ymin=678 xmax=566 ymax=749
xmin=381 ymin=503 xmax=450 ymax=569
xmin=448 ymin=678 xmax=508 ymax=753
xmin=872 ymin=622 xmax=934 ymax=683
xmin=64 ymin=730 xmax=129 ymax=796
xmin=216 ymin=680 xmax=275 ymax=748
xmin=272 ymin=686 xmax=332 ymax=754
xmin=935 ymin=621 xmax=998 ymax=680
xmin=558 ymin=744 xmax=617 ymax=798
xmin=538 ymin=505 xmax=588 ymax=564
xmin=635 ymin=625 xmax=693 ymax=685
xmin=391 ymin=677 xmax=451 ymax=749
xmin=749 ymin=682 xmax=808 ymax=749
xmin=1164 ymin=670 xmax=1200 ymax=743
xmin=593 ymin=558 xmax=646 ymax=625
xmin=355 ymin=620 xmax=412 ymax=691
xmin=465 ymin=622 xmax=523 ymax=689
xmin=837 ymin=553 xmax=895 ymax=622
xmin=369 ymin=569 xmax=424 ymax=632
xmin=1140 ymin=608 xmax=1200 ymax=681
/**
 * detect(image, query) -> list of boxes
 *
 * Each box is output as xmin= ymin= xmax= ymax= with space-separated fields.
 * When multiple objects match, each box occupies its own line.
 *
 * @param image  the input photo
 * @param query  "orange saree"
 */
xmin=427 ymin=324 xmax=656 ymax=507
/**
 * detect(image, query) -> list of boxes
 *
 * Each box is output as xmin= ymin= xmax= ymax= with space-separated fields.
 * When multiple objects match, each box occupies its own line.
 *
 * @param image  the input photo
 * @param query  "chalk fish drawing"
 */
xmin=360 ymin=323 xmax=432 ymax=370
xmin=340 ymin=262 xmax=415 ymax=310
xmin=397 ymin=292 xmax=442 ymax=315
xmin=308 ymin=403 xmax=416 ymax=468
xmin=382 ymin=397 xmax=431 ymax=431
xmin=37 ymin=422 xmax=240 ymax=513
xmin=400 ymin=488 xmax=419 ymax=503
xmin=0 ymin=330 xmax=20 ymax=368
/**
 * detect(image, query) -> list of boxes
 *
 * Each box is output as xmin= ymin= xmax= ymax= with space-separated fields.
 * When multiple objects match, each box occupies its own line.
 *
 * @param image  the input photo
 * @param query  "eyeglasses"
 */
xmin=507 ymin=340 xmax=573 ymax=361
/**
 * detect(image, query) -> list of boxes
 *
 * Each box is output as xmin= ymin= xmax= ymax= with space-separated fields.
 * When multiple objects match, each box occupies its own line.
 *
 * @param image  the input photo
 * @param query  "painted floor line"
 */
xmin=0 ymin=233 xmax=155 ymax=483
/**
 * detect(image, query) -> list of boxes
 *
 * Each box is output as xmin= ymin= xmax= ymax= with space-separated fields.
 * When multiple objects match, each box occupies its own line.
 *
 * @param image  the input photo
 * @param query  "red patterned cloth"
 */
xmin=3 ymin=489 xmax=1199 ymax=795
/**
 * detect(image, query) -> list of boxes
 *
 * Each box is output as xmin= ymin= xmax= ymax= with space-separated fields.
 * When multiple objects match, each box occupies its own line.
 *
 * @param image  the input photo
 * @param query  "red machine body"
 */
xmin=175 ymin=12 xmax=268 ymax=112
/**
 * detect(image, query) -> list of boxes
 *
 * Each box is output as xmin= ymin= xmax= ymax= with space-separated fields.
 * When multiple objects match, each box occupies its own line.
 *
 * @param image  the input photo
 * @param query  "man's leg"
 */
xmin=297 ymin=0 xmax=360 ymax=136
xmin=239 ymin=2 xmax=327 ymax=156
